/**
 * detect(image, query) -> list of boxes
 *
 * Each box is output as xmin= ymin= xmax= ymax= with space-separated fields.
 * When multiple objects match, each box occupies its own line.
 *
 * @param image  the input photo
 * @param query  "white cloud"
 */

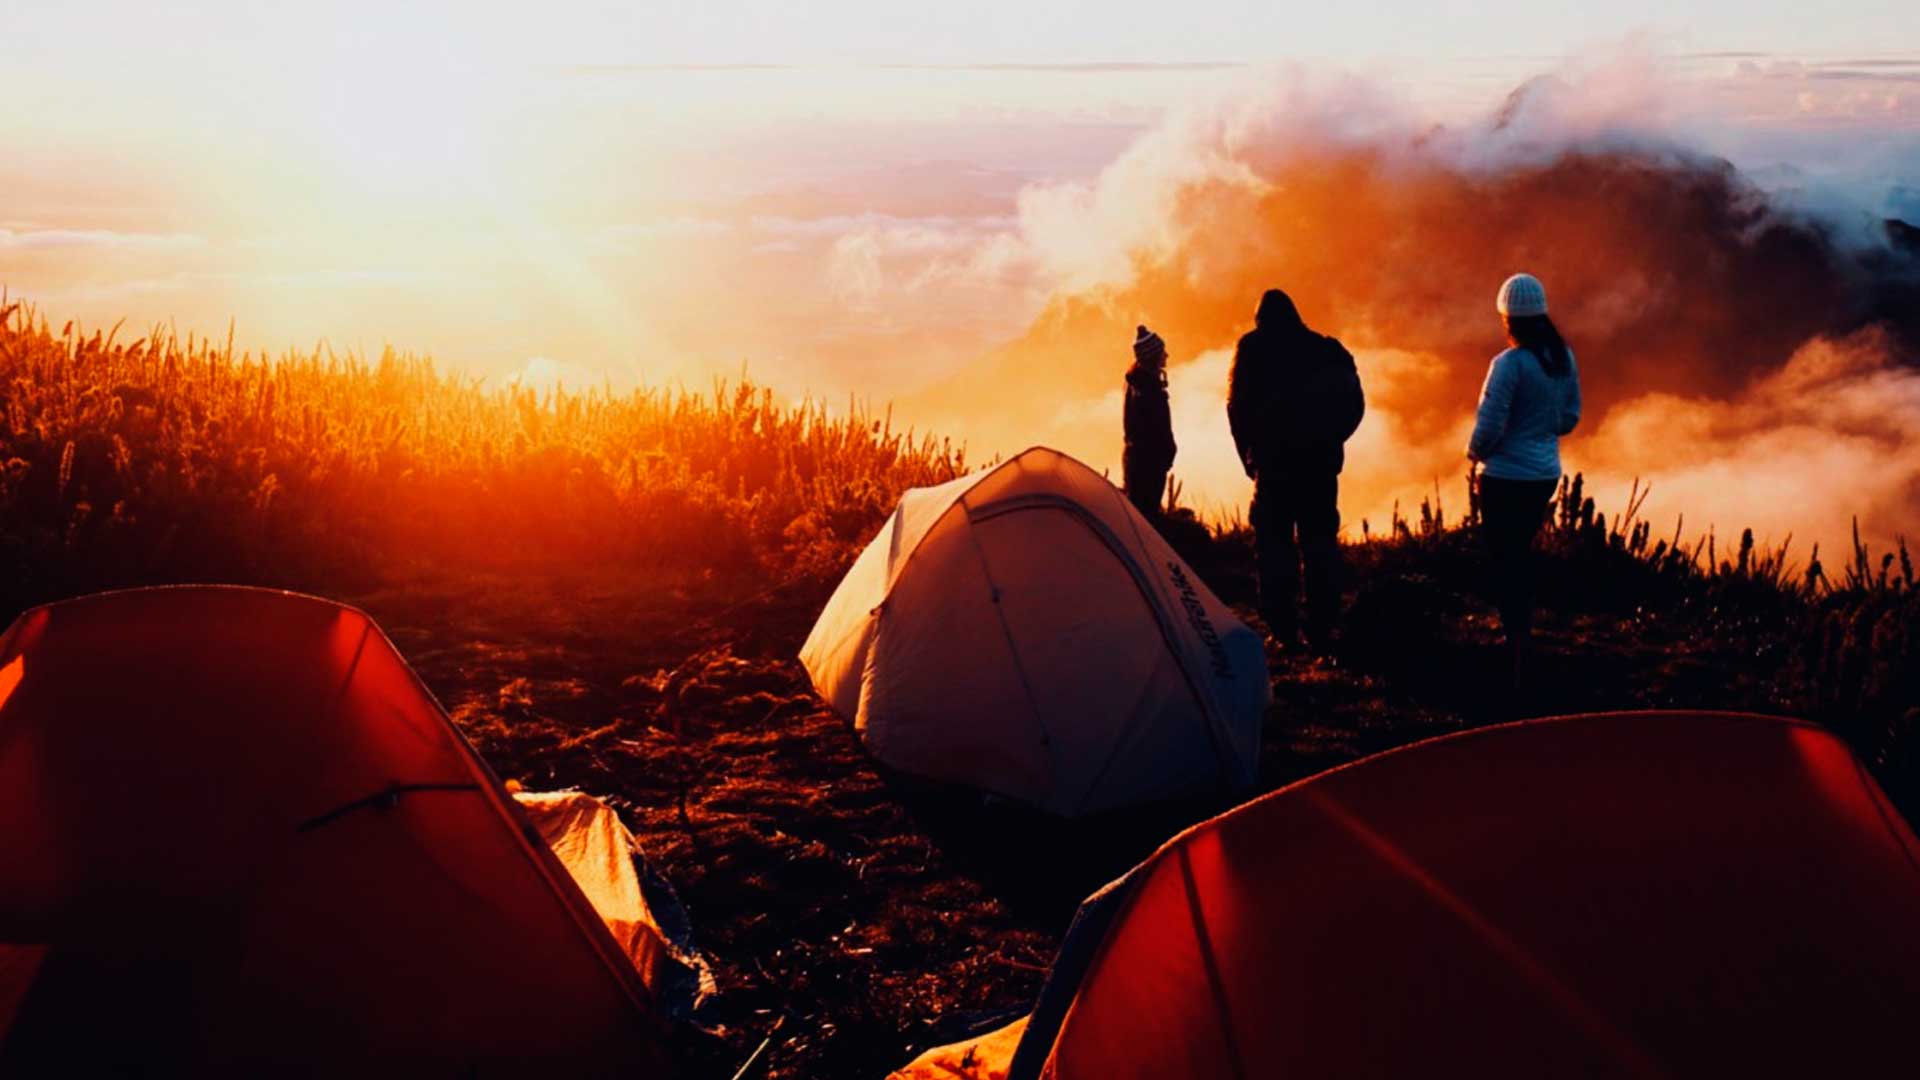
xmin=0 ymin=227 xmax=206 ymax=251
xmin=824 ymin=217 xmax=1047 ymax=330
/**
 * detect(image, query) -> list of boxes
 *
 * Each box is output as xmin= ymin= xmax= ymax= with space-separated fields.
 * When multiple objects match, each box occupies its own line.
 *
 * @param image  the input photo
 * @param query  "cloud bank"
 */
xmin=898 ymin=54 xmax=1920 ymax=556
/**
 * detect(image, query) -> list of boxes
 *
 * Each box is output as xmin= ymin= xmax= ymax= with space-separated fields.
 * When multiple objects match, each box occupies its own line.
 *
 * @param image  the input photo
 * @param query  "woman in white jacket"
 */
xmin=1466 ymin=273 xmax=1582 ymax=683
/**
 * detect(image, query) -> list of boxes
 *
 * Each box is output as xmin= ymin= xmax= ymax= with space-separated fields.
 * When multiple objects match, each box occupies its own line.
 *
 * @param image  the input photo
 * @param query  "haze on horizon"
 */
xmin=5 ymin=1 xmax=1919 ymax=553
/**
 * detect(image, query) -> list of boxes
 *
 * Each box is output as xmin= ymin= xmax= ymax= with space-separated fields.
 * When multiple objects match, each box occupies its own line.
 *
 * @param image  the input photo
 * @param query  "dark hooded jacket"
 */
xmin=1227 ymin=292 xmax=1365 ymax=478
xmin=1123 ymin=363 xmax=1176 ymax=469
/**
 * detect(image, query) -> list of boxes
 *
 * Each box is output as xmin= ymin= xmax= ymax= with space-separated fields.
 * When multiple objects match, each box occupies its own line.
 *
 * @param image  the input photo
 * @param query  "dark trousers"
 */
xmin=1479 ymin=476 xmax=1558 ymax=648
xmin=1250 ymin=470 xmax=1341 ymax=644
xmin=1122 ymin=452 xmax=1170 ymax=518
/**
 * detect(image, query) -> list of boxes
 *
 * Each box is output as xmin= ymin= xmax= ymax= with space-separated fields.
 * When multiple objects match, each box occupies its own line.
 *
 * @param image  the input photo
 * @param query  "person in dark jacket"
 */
xmin=1227 ymin=290 xmax=1365 ymax=651
xmin=1122 ymin=325 xmax=1176 ymax=517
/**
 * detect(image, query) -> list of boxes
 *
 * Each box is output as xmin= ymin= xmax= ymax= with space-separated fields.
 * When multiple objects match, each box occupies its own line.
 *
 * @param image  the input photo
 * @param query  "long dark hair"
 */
xmin=1505 ymin=314 xmax=1572 ymax=376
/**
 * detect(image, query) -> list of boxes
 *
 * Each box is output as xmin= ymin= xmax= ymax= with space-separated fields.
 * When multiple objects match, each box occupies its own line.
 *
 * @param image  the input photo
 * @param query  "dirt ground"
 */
xmin=343 ymin=536 xmax=1789 ymax=1080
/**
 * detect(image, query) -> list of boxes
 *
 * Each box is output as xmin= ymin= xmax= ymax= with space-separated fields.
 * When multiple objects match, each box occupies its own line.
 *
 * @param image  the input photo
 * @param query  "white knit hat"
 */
xmin=1496 ymin=273 xmax=1548 ymax=317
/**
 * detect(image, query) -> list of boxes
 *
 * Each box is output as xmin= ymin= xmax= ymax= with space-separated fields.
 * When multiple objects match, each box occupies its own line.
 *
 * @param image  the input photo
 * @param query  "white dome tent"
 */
xmin=800 ymin=447 xmax=1269 ymax=817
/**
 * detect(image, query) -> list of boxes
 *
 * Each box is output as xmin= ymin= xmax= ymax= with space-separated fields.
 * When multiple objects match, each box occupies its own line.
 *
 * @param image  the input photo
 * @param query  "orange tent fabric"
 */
xmin=891 ymin=1015 xmax=1028 ymax=1080
xmin=978 ymin=711 xmax=1920 ymax=1078
xmin=513 ymin=789 xmax=710 ymax=1005
xmin=0 ymin=587 xmax=669 ymax=1075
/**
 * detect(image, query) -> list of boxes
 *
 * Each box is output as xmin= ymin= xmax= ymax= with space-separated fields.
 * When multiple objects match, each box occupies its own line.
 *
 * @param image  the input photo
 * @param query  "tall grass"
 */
xmin=1346 ymin=466 xmax=1918 ymax=805
xmin=7 ymin=301 xmax=1913 ymax=806
xmin=0 ymin=303 xmax=965 ymax=608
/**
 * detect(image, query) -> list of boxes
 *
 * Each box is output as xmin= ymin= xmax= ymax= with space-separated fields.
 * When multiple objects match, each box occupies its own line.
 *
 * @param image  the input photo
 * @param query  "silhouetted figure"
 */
xmin=1123 ymin=325 xmax=1176 ymax=517
xmin=1228 ymin=290 xmax=1364 ymax=652
xmin=1468 ymin=273 xmax=1583 ymax=687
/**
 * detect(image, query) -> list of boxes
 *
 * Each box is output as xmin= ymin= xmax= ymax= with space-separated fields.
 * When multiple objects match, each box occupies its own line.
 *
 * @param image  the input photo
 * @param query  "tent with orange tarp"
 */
xmin=0 ymin=587 xmax=679 ymax=1075
xmin=894 ymin=711 xmax=1920 ymax=1079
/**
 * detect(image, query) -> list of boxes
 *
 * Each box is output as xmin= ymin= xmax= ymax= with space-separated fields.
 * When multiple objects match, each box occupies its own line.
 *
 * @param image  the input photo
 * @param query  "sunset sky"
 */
xmin=5 ymin=2 xmax=1919 ymax=547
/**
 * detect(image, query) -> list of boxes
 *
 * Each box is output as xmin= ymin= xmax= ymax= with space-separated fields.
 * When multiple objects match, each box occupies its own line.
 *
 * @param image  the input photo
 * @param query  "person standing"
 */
xmin=1467 ymin=272 xmax=1583 ymax=685
xmin=1123 ymin=325 xmax=1176 ymax=517
xmin=1228 ymin=290 xmax=1365 ymax=653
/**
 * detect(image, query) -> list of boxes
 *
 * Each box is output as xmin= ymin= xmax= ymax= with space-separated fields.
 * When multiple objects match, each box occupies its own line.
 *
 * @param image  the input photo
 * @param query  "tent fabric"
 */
xmin=891 ymin=1015 xmax=1028 ymax=1080
xmin=0 ymin=946 xmax=45 ymax=1040
xmin=514 ymin=791 xmax=674 ymax=992
xmin=800 ymin=446 xmax=1270 ymax=817
xmin=0 ymin=586 xmax=670 ymax=1074
xmin=513 ymin=789 xmax=713 ymax=1017
xmin=988 ymin=711 xmax=1920 ymax=1079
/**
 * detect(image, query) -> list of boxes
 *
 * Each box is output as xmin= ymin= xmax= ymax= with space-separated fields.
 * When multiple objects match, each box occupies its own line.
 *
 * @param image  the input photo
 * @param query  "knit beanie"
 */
xmin=1496 ymin=273 xmax=1548 ymax=317
xmin=1132 ymin=325 xmax=1167 ymax=368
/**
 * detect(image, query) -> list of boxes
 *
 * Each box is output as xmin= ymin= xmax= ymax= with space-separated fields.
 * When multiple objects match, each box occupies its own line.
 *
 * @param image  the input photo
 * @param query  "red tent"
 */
xmin=899 ymin=711 xmax=1920 ymax=1079
xmin=0 ymin=587 xmax=670 ymax=1074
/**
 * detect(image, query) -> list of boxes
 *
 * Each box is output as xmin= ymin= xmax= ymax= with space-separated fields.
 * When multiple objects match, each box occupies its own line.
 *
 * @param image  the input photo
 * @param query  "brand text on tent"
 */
xmin=1168 ymin=561 xmax=1234 ymax=680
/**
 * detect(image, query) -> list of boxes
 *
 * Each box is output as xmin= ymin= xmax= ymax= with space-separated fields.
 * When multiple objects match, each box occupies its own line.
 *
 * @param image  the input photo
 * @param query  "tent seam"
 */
xmin=1850 ymin=751 xmax=1920 ymax=878
xmin=802 ymin=457 xmax=1010 ymax=671
xmin=1306 ymin=788 xmax=1666 ymax=1077
xmin=352 ymin=605 xmax=665 ymax=1022
xmin=321 ymin=619 xmax=374 ymax=734
xmin=1178 ymin=846 xmax=1249 ymax=1080
xmin=1071 ymin=656 xmax=1176 ymax=816
xmin=969 ymin=493 xmax=1234 ymax=793
xmin=958 ymin=492 xmax=1062 ymax=788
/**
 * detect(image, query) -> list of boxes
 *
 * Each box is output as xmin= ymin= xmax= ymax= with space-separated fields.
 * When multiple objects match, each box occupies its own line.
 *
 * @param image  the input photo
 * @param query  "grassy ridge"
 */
xmin=9 ymin=302 xmax=1914 ymax=1078
xmin=0 ymin=303 xmax=965 ymax=609
xmin=1335 ymin=473 xmax=1919 ymax=805
xmin=3 ymin=302 xmax=1915 ymax=806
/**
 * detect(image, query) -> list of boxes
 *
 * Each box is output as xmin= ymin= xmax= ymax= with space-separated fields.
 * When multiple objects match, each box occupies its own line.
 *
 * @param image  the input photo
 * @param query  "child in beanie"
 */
xmin=1123 ymin=325 xmax=1177 ymax=516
